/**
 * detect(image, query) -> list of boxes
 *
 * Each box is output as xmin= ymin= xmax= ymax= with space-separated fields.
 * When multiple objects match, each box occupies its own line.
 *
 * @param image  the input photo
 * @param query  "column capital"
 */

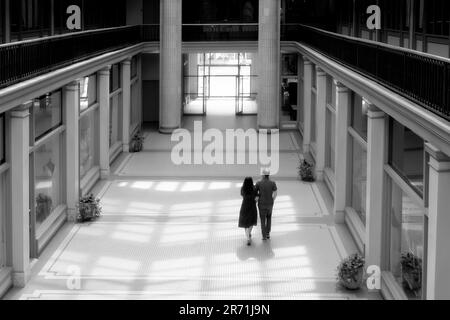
xmin=426 ymin=143 xmax=450 ymax=165
xmin=121 ymin=58 xmax=132 ymax=66
xmin=64 ymin=81 xmax=79 ymax=91
xmin=10 ymin=102 xmax=32 ymax=118
xmin=303 ymin=57 xmax=313 ymax=66
xmin=367 ymin=104 xmax=385 ymax=120
xmin=316 ymin=66 xmax=327 ymax=77
xmin=334 ymin=80 xmax=349 ymax=93
xmin=98 ymin=66 xmax=111 ymax=76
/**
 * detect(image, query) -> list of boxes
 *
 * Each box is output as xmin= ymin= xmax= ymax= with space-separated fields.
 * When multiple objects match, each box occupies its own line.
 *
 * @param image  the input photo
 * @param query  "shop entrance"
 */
xmin=183 ymin=53 xmax=257 ymax=116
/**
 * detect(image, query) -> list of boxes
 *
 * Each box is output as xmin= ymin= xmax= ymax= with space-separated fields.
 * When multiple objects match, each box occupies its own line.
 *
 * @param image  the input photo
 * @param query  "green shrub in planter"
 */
xmin=298 ymin=159 xmax=315 ymax=182
xmin=337 ymin=253 xmax=365 ymax=290
xmin=130 ymin=132 xmax=145 ymax=153
xmin=77 ymin=194 xmax=102 ymax=223
xmin=401 ymin=252 xmax=422 ymax=292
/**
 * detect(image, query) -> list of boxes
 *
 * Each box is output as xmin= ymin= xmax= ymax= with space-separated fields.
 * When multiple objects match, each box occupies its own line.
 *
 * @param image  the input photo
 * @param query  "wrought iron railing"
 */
xmin=1 ymin=23 xmax=449 ymax=122
xmin=182 ymin=24 xmax=258 ymax=42
xmin=282 ymin=24 xmax=450 ymax=121
xmin=0 ymin=25 xmax=159 ymax=90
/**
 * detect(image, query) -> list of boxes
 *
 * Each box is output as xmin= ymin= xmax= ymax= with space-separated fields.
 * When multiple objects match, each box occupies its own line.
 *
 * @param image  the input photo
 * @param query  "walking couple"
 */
xmin=238 ymin=168 xmax=278 ymax=246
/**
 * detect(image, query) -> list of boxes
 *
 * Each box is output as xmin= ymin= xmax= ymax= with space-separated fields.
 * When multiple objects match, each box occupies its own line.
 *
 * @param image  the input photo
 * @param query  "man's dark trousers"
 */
xmin=259 ymin=206 xmax=273 ymax=239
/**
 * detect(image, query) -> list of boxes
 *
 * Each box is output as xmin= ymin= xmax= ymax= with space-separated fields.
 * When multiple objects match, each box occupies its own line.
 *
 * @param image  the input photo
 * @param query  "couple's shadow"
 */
xmin=236 ymin=240 xmax=275 ymax=262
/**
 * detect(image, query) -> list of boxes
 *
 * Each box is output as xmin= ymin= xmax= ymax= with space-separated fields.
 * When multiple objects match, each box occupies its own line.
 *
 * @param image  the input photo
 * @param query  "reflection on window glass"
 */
xmin=351 ymin=138 xmax=367 ymax=225
xmin=109 ymin=93 xmax=122 ymax=147
xmin=326 ymin=109 xmax=336 ymax=171
xmin=33 ymin=91 xmax=62 ymax=141
xmin=351 ymin=94 xmax=368 ymax=141
xmin=110 ymin=64 xmax=121 ymax=92
xmin=80 ymin=112 xmax=98 ymax=179
xmin=389 ymin=119 xmax=425 ymax=195
xmin=80 ymin=75 xmax=97 ymax=112
xmin=34 ymin=134 xmax=62 ymax=229
xmin=0 ymin=174 xmax=4 ymax=268
xmin=311 ymin=91 xmax=316 ymax=144
xmin=0 ymin=114 xmax=4 ymax=164
xmin=282 ymin=54 xmax=298 ymax=76
xmin=389 ymin=182 xmax=425 ymax=300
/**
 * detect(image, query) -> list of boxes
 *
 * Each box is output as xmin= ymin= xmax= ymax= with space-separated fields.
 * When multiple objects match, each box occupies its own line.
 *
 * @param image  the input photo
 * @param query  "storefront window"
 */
xmin=0 ymin=114 xmax=5 ymax=165
xmin=80 ymin=111 xmax=99 ymax=179
xmin=80 ymin=75 xmax=97 ymax=112
xmin=0 ymin=173 xmax=5 ymax=268
xmin=351 ymin=95 xmax=368 ymax=141
xmin=131 ymin=82 xmax=140 ymax=127
xmin=131 ymin=56 xmax=138 ymax=79
xmin=325 ymin=109 xmax=336 ymax=172
xmin=351 ymin=138 xmax=367 ymax=224
xmin=389 ymin=119 xmax=425 ymax=195
xmin=110 ymin=64 xmax=121 ymax=93
xmin=34 ymin=134 xmax=63 ymax=229
xmin=109 ymin=93 xmax=122 ymax=147
xmin=389 ymin=182 xmax=425 ymax=300
xmin=282 ymin=54 xmax=298 ymax=76
xmin=33 ymin=91 xmax=63 ymax=141
xmin=311 ymin=91 xmax=317 ymax=145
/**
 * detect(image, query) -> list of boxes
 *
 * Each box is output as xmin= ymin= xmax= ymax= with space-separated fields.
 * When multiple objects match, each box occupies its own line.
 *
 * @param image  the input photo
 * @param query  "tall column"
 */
xmin=121 ymin=59 xmax=132 ymax=152
xmin=137 ymin=55 xmax=143 ymax=126
xmin=257 ymin=0 xmax=280 ymax=129
xmin=10 ymin=103 xmax=30 ymax=287
xmin=98 ymin=67 xmax=111 ymax=179
xmin=64 ymin=82 xmax=80 ymax=222
xmin=159 ymin=0 xmax=182 ymax=134
xmin=333 ymin=81 xmax=351 ymax=223
xmin=315 ymin=67 xmax=327 ymax=180
xmin=426 ymin=143 xmax=450 ymax=300
xmin=302 ymin=58 xmax=313 ymax=152
xmin=365 ymin=104 xmax=386 ymax=269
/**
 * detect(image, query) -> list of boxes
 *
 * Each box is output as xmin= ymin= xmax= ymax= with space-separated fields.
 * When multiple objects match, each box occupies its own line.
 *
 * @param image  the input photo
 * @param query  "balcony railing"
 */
xmin=282 ymin=24 xmax=450 ymax=122
xmin=0 ymin=25 xmax=159 ymax=90
xmin=182 ymin=24 xmax=258 ymax=42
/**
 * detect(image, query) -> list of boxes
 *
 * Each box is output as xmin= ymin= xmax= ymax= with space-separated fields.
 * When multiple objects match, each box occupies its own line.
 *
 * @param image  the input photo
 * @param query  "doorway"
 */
xmin=183 ymin=53 xmax=257 ymax=116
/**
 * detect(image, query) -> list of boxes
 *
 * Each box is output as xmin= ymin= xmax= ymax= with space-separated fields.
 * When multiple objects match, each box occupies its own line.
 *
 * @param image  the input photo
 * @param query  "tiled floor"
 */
xmin=4 ymin=114 xmax=380 ymax=300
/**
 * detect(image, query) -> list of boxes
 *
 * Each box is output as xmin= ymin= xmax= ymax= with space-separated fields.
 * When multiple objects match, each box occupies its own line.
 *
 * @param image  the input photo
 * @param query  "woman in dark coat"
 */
xmin=238 ymin=177 xmax=258 ymax=246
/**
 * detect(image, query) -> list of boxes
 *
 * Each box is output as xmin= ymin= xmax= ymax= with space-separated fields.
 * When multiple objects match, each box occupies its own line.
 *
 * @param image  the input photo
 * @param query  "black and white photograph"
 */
xmin=0 ymin=0 xmax=449 ymax=309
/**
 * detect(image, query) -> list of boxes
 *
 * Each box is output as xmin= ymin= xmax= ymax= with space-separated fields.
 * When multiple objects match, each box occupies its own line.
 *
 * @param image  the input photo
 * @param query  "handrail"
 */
xmin=1 ymin=23 xmax=448 ymax=123
xmin=0 ymin=25 xmax=160 ymax=90
xmin=282 ymin=24 xmax=450 ymax=122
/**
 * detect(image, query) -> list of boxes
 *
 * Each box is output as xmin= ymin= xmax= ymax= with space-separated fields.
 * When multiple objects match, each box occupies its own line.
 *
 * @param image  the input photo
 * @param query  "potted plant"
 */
xmin=337 ymin=253 xmax=365 ymax=290
xmin=401 ymin=252 xmax=422 ymax=292
xmin=77 ymin=194 xmax=102 ymax=222
xmin=129 ymin=132 xmax=145 ymax=153
xmin=298 ymin=159 xmax=315 ymax=182
xmin=36 ymin=193 xmax=53 ymax=223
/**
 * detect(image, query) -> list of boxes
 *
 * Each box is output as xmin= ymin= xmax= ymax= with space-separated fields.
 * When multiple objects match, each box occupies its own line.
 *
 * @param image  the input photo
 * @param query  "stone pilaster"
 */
xmin=9 ymin=103 xmax=31 ymax=287
xmin=98 ymin=66 xmax=111 ymax=179
xmin=302 ymin=58 xmax=313 ymax=152
xmin=333 ymin=81 xmax=351 ymax=223
xmin=365 ymin=103 xmax=386 ymax=269
xmin=63 ymin=82 xmax=80 ymax=222
xmin=121 ymin=59 xmax=132 ymax=152
xmin=426 ymin=143 xmax=450 ymax=300
xmin=315 ymin=67 xmax=327 ymax=180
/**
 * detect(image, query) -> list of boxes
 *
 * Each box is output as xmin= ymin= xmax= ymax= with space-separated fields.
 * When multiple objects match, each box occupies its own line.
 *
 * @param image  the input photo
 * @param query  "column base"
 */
xmin=258 ymin=126 xmax=279 ymax=132
xmin=159 ymin=126 xmax=180 ymax=134
xmin=100 ymin=169 xmax=110 ymax=180
xmin=122 ymin=144 xmax=130 ymax=153
xmin=13 ymin=269 xmax=30 ymax=288
xmin=67 ymin=208 xmax=78 ymax=223
xmin=334 ymin=210 xmax=346 ymax=224
xmin=315 ymin=169 xmax=324 ymax=181
xmin=303 ymin=144 xmax=310 ymax=154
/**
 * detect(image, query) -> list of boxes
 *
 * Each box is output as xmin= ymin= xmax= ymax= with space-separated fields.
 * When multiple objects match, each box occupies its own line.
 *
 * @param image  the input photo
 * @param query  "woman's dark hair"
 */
xmin=241 ymin=177 xmax=255 ymax=195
